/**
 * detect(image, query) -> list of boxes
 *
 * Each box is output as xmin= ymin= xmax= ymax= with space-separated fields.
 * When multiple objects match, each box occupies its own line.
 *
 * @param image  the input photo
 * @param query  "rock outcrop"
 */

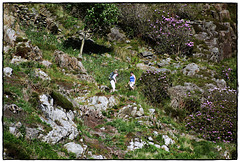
xmin=39 ymin=94 xmax=79 ymax=144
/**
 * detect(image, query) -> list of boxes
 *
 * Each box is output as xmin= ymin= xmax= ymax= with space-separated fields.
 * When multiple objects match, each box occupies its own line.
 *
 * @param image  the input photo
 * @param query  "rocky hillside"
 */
xmin=3 ymin=3 xmax=237 ymax=159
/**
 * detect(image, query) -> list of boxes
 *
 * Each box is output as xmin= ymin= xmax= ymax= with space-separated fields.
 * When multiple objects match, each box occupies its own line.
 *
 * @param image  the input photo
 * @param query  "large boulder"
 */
xmin=117 ymin=103 xmax=144 ymax=118
xmin=46 ymin=17 xmax=59 ymax=34
xmin=39 ymin=94 xmax=79 ymax=144
xmin=182 ymin=63 xmax=200 ymax=76
xmin=168 ymin=83 xmax=204 ymax=109
xmin=107 ymin=27 xmax=126 ymax=42
xmin=87 ymin=95 xmax=119 ymax=112
xmin=64 ymin=142 xmax=86 ymax=158
xmin=14 ymin=41 xmax=43 ymax=61
xmin=53 ymin=50 xmax=87 ymax=73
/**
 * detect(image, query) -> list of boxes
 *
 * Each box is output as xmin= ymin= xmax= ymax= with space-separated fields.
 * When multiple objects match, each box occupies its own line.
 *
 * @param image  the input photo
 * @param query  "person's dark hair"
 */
xmin=130 ymin=71 xmax=133 ymax=74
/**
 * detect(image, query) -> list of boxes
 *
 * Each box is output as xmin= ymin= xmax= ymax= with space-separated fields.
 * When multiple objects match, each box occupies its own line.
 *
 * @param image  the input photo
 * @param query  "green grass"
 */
xmin=4 ymin=3 xmax=237 ymax=160
xmin=4 ymin=130 xmax=65 ymax=159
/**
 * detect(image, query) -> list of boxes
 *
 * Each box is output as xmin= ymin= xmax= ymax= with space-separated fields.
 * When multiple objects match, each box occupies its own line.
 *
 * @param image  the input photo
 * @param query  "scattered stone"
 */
xmin=35 ymin=69 xmax=51 ymax=80
xmin=15 ymin=122 xmax=22 ymax=128
xmin=4 ymin=104 xmax=23 ymax=114
xmin=148 ymin=109 xmax=155 ymax=115
xmin=219 ymin=10 xmax=231 ymax=21
xmin=216 ymin=79 xmax=226 ymax=89
xmin=162 ymin=135 xmax=175 ymax=146
xmin=10 ymin=56 xmax=28 ymax=65
xmin=41 ymin=60 xmax=52 ymax=68
xmin=157 ymin=58 xmax=171 ymax=67
xmin=153 ymin=131 xmax=158 ymax=136
xmin=136 ymin=63 xmax=171 ymax=73
xmin=4 ymin=26 xmax=16 ymax=46
xmin=148 ymin=136 xmax=154 ymax=141
xmin=140 ymin=51 xmax=154 ymax=57
xmin=91 ymin=155 xmax=105 ymax=159
xmin=127 ymin=138 xmax=146 ymax=151
xmin=4 ymin=67 xmax=13 ymax=77
xmin=168 ymin=83 xmax=204 ymax=109
xmin=64 ymin=142 xmax=85 ymax=158
xmin=9 ymin=126 xmax=23 ymax=138
xmin=161 ymin=145 xmax=169 ymax=152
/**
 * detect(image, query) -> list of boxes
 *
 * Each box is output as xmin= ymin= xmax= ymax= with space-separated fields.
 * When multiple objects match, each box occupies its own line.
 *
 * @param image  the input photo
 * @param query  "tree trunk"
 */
xmin=78 ymin=33 xmax=85 ymax=60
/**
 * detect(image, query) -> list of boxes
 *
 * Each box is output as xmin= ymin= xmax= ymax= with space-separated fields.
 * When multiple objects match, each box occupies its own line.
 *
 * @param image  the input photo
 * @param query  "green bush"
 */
xmin=139 ymin=70 xmax=172 ymax=105
xmin=185 ymin=87 xmax=237 ymax=143
xmin=218 ymin=65 xmax=237 ymax=90
xmin=84 ymin=3 xmax=119 ymax=33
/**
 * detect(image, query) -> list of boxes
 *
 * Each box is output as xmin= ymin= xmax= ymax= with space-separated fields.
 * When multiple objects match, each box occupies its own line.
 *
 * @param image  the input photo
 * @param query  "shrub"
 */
xmin=219 ymin=65 xmax=237 ymax=90
xmin=185 ymin=87 xmax=237 ymax=143
xmin=117 ymin=3 xmax=152 ymax=38
xmin=84 ymin=3 xmax=119 ymax=33
xmin=139 ymin=70 xmax=172 ymax=105
xmin=147 ymin=9 xmax=194 ymax=56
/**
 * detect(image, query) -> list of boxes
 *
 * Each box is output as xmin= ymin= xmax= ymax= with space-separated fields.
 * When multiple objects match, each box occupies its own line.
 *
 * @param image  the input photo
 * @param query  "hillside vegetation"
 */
xmin=3 ymin=3 xmax=237 ymax=159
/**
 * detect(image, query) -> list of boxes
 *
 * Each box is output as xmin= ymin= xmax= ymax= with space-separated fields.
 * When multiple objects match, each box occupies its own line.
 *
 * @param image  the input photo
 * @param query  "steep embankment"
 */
xmin=3 ymin=3 xmax=237 ymax=159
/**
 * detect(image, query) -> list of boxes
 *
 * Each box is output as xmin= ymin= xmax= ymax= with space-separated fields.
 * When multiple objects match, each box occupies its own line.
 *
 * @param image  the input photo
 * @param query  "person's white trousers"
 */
xmin=110 ymin=80 xmax=115 ymax=92
xmin=130 ymin=82 xmax=135 ymax=89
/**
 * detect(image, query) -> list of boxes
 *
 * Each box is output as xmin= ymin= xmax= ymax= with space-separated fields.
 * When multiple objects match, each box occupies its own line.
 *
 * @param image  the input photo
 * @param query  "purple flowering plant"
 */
xmin=185 ymin=87 xmax=237 ymax=143
xmin=147 ymin=9 xmax=194 ymax=56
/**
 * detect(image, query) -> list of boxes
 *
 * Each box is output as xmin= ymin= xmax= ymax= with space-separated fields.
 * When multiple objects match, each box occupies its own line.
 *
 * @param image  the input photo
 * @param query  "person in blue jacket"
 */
xmin=129 ymin=71 xmax=136 ymax=90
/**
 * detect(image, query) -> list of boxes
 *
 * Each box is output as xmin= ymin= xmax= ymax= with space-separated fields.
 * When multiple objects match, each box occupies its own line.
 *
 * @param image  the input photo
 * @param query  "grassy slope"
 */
xmin=3 ymin=3 xmax=237 ymax=159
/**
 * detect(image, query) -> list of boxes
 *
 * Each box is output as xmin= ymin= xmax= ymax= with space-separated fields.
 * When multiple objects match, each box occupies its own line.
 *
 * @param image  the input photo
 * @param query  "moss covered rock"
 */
xmin=50 ymin=91 xmax=74 ymax=111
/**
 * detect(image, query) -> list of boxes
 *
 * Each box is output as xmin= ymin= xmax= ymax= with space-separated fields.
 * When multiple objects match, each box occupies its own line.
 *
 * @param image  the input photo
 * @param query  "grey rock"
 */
xmin=161 ymin=145 xmax=169 ymax=152
xmin=64 ymin=142 xmax=85 ymax=158
xmin=107 ymin=27 xmax=126 ymax=42
xmin=127 ymin=138 xmax=146 ymax=151
xmin=9 ymin=127 xmax=23 ymax=138
xmin=194 ymin=32 xmax=209 ymax=41
xmin=183 ymin=63 xmax=199 ymax=76
xmin=25 ymin=127 xmax=40 ymax=140
xmin=41 ymin=60 xmax=52 ymax=68
xmin=4 ymin=104 xmax=23 ymax=114
xmin=35 ymin=69 xmax=51 ymax=80
xmin=91 ymin=155 xmax=104 ymax=159
xmin=4 ymin=67 xmax=13 ymax=77
xmin=162 ymin=135 xmax=175 ymax=146
xmin=15 ymin=122 xmax=22 ymax=128
xmin=54 ymin=50 xmax=87 ymax=73
xmin=148 ymin=109 xmax=155 ymax=115
xmin=153 ymin=131 xmax=158 ymax=136
xmin=216 ymin=79 xmax=226 ymax=89
xmin=140 ymin=51 xmax=154 ymax=57
xmin=39 ymin=94 xmax=79 ymax=144
xmin=10 ymin=56 xmax=28 ymax=65
xmin=219 ymin=10 xmax=231 ymax=21
xmin=148 ymin=136 xmax=154 ymax=141
xmin=168 ymin=83 xmax=204 ymax=109
xmin=4 ymin=26 xmax=16 ymax=46
xmin=205 ymin=83 xmax=217 ymax=90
